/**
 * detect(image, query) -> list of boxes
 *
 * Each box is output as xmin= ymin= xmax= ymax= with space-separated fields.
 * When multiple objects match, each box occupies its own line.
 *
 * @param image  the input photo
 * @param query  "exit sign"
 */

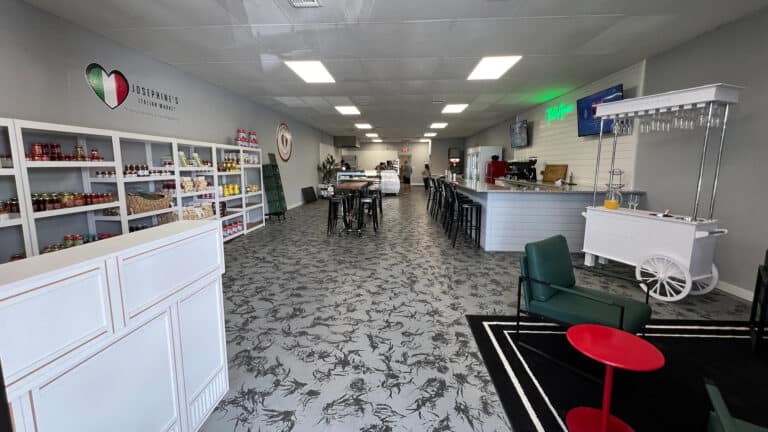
xmin=402 ymin=146 xmax=409 ymax=153
xmin=546 ymin=102 xmax=574 ymax=124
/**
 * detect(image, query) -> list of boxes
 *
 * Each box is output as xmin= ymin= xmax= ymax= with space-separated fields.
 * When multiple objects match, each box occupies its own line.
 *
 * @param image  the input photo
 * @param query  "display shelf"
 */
xmin=176 ymin=189 xmax=216 ymax=198
xmin=33 ymin=202 xmax=120 ymax=219
xmin=26 ymin=161 xmax=116 ymax=168
xmin=0 ymin=217 xmax=23 ymax=228
xmin=88 ymin=177 xmax=118 ymax=183
xmin=123 ymin=175 xmax=175 ymax=183
xmin=127 ymin=207 xmax=177 ymax=221
xmin=178 ymin=166 xmax=214 ymax=172
xmin=219 ymin=194 xmax=243 ymax=201
xmin=221 ymin=211 xmax=243 ymax=222
xmin=0 ymin=117 xmax=267 ymax=259
xmin=230 ymin=203 xmax=263 ymax=212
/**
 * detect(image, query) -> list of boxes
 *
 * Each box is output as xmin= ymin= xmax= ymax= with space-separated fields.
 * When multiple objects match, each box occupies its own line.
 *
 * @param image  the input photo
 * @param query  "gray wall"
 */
xmin=0 ymin=0 xmax=328 ymax=208
xmin=430 ymin=138 xmax=466 ymax=174
xmin=637 ymin=8 xmax=768 ymax=291
xmin=465 ymin=122 xmax=512 ymax=160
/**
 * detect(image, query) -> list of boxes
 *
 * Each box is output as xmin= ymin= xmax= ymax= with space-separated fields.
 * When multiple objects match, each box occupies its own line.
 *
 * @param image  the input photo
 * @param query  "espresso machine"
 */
xmin=506 ymin=157 xmax=538 ymax=182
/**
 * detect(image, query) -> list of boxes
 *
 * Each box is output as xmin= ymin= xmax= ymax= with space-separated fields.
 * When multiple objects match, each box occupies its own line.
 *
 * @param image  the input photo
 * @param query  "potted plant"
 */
xmin=317 ymin=154 xmax=338 ymax=198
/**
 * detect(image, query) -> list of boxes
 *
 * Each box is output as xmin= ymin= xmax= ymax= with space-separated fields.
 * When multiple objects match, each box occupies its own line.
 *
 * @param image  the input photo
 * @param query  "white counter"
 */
xmin=1 ymin=220 xmax=227 ymax=432
xmin=453 ymin=180 xmax=645 ymax=252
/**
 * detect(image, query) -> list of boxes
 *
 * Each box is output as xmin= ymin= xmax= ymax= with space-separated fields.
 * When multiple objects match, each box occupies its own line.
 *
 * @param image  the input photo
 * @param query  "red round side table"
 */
xmin=565 ymin=324 xmax=665 ymax=432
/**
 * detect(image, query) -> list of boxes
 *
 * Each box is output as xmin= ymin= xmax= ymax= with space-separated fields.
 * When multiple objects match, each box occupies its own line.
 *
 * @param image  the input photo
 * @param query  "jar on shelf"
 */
xmin=60 ymin=193 xmax=75 ymax=208
xmin=90 ymin=148 xmax=100 ymax=161
xmin=73 ymin=144 xmax=86 ymax=161
xmin=74 ymin=193 xmax=85 ymax=207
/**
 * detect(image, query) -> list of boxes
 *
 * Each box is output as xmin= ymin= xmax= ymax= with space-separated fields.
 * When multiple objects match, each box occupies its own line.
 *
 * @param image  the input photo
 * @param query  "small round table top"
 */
xmin=567 ymin=324 xmax=665 ymax=372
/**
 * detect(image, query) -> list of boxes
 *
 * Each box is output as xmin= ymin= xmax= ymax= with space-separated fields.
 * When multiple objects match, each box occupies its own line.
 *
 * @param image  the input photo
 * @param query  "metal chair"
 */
xmin=705 ymin=379 xmax=768 ymax=432
xmin=749 ymin=250 xmax=768 ymax=353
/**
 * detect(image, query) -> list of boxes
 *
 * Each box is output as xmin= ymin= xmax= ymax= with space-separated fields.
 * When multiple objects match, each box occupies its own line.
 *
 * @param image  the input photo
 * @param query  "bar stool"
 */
xmin=327 ymin=195 xmax=343 ymax=235
xmin=359 ymin=195 xmax=379 ymax=234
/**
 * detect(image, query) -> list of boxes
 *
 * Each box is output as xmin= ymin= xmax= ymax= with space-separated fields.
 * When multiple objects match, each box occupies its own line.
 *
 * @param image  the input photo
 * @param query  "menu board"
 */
xmin=577 ymin=84 xmax=623 ymax=136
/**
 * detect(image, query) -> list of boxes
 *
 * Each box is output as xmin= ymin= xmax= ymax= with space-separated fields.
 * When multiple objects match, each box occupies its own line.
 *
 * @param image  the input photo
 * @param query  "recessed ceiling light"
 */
xmin=430 ymin=123 xmax=448 ymax=129
xmin=365 ymin=133 xmax=379 ymax=138
xmin=335 ymin=105 xmax=360 ymax=115
xmin=442 ymin=104 xmax=468 ymax=114
xmin=424 ymin=132 xmax=437 ymax=137
xmin=418 ymin=139 xmax=430 ymax=142
xmin=372 ymin=138 xmax=383 ymax=142
xmin=355 ymin=123 xmax=373 ymax=129
xmin=284 ymin=60 xmax=335 ymax=83
xmin=467 ymin=56 xmax=522 ymax=80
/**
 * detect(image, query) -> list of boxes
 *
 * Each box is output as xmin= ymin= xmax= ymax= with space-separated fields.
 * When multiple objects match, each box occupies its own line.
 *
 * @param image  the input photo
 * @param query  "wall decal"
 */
xmin=85 ymin=63 xmax=129 ymax=109
xmin=276 ymin=123 xmax=293 ymax=161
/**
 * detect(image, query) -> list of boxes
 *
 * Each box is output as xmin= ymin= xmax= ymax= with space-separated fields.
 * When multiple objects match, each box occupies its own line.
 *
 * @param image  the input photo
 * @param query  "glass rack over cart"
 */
xmin=582 ymin=84 xmax=740 ymax=302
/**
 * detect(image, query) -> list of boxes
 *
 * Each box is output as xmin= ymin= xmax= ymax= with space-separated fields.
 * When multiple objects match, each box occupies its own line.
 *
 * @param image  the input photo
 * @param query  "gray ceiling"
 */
xmin=25 ymin=0 xmax=768 ymax=142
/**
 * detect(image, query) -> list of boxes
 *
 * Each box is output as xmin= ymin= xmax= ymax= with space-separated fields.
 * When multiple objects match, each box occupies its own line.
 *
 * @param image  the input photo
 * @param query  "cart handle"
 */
xmin=695 ymin=228 xmax=729 ymax=239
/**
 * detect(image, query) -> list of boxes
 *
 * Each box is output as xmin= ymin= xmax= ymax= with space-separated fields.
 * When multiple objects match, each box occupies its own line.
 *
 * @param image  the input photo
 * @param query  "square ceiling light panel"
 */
xmin=372 ymin=138 xmax=383 ymax=142
xmin=284 ymin=61 xmax=335 ymax=83
xmin=418 ymin=139 xmax=430 ymax=142
xmin=424 ymin=132 xmax=437 ymax=137
xmin=430 ymin=123 xmax=448 ymax=129
xmin=442 ymin=104 xmax=468 ymax=114
xmin=365 ymin=133 xmax=379 ymax=138
xmin=467 ymin=56 xmax=522 ymax=80
xmin=335 ymin=105 xmax=360 ymax=115
xmin=355 ymin=123 xmax=373 ymax=129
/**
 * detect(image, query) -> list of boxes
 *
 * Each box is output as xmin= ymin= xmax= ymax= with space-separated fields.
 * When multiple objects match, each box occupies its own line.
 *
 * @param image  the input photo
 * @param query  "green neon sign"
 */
xmin=546 ymin=102 xmax=574 ymax=124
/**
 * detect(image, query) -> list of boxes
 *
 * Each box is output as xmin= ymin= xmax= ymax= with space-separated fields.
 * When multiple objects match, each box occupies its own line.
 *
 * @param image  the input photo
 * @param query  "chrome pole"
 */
xmin=608 ymin=121 xmax=620 ymax=189
xmin=592 ymin=118 xmax=606 ymax=207
xmin=708 ymin=104 xmax=730 ymax=219
xmin=692 ymin=102 xmax=714 ymax=220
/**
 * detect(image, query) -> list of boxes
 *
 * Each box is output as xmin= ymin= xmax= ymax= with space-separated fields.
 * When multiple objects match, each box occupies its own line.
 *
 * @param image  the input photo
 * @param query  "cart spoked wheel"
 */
xmin=689 ymin=264 xmax=719 ymax=296
xmin=635 ymin=255 xmax=692 ymax=302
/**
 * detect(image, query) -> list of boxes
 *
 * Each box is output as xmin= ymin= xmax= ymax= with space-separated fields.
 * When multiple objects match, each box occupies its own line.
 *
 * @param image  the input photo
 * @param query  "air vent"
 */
xmin=289 ymin=0 xmax=321 ymax=8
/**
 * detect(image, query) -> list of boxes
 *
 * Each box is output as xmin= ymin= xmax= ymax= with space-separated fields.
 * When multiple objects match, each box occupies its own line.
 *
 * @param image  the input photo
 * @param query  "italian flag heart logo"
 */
xmin=85 ymin=63 xmax=129 ymax=109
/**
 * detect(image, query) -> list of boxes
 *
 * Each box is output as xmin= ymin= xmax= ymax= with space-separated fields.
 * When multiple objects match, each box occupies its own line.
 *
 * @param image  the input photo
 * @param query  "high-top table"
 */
xmin=566 ymin=324 xmax=665 ymax=432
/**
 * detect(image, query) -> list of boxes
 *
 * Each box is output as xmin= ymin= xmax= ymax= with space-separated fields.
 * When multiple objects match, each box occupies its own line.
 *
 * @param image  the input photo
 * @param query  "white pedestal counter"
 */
xmin=454 ymin=180 xmax=644 ymax=252
xmin=0 ymin=220 xmax=227 ymax=432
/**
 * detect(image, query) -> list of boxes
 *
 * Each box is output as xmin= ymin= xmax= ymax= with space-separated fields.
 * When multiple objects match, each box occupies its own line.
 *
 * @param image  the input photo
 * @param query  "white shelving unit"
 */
xmin=0 ymin=119 xmax=266 ymax=259
xmin=0 ymin=117 xmax=32 ymax=263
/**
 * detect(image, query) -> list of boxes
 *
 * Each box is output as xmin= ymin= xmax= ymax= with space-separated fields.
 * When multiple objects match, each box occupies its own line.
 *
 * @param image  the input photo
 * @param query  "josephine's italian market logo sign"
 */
xmin=85 ymin=63 xmax=181 ymax=115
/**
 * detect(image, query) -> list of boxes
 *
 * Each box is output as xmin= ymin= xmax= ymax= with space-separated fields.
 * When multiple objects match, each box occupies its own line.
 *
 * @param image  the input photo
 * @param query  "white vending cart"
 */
xmin=582 ymin=84 xmax=740 ymax=302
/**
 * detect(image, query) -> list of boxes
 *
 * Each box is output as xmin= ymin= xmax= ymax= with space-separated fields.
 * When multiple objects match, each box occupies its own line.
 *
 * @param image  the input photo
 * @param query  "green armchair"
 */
xmin=517 ymin=235 xmax=652 ymax=336
xmin=705 ymin=379 xmax=767 ymax=432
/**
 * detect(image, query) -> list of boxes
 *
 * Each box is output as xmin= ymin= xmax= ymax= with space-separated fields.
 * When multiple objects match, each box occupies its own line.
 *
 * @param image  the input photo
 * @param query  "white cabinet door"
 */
xmin=33 ymin=312 xmax=180 ymax=432
xmin=177 ymin=279 xmax=228 ymax=431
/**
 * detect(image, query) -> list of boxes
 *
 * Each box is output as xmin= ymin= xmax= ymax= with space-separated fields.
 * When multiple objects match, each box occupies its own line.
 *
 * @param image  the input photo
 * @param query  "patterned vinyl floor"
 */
xmin=201 ymin=189 xmax=749 ymax=432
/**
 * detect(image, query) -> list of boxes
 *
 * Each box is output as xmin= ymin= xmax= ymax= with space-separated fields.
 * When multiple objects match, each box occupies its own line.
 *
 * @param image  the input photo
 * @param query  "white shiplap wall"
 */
xmin=513 ymin=62 xmax=646 ymax=189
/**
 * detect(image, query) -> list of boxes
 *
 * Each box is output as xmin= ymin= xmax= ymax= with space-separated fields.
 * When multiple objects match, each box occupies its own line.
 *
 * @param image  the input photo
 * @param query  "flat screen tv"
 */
xmin=577 ymin=84 xmax=623 ymax=137
xmin=509 ymin=120 xmax=529 ymax=148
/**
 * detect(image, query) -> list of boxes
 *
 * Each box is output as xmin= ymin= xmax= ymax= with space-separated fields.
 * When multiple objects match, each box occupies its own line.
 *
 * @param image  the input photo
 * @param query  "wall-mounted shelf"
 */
xmin=176 ymin=189 xmax=216 ymax=198
xmin=123 ymin=175 xmax=175 ymax=183
xmin=33 ymin=202 xmax=120 ymax=219
xmin=0 ymin=118 xmax=266 ymax=259
xmin=0 ymin=217 xmax=23 ymax=229
xmin=127 ymin=207 xmax=177 ymax=221
xmin=26 ymin=161 xmax=116 ymax=168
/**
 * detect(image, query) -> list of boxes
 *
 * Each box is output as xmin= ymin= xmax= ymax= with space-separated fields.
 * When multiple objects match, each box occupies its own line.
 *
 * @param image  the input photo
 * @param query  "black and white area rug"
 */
xmin=467 ymin=316 xmax=768 ymax=432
